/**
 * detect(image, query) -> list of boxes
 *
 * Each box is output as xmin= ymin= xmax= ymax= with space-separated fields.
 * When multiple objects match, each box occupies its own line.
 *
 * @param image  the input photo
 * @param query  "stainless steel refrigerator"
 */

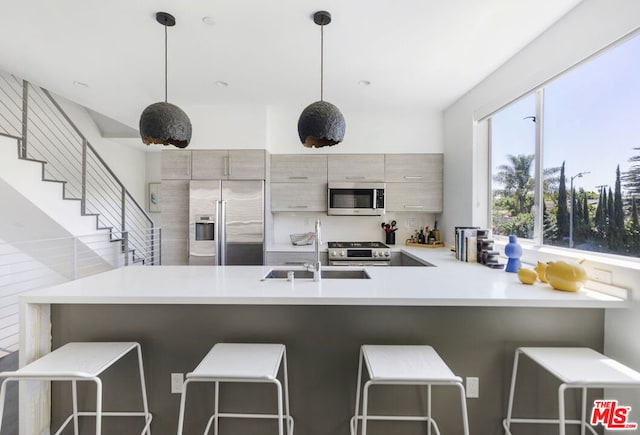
xmin=188 ymin=180 xmax=264 ymax=265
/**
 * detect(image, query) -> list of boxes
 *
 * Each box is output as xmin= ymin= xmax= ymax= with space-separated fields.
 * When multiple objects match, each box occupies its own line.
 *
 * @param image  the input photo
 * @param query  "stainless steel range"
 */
xmin=328 ymin=242 xmax=391 ymax=266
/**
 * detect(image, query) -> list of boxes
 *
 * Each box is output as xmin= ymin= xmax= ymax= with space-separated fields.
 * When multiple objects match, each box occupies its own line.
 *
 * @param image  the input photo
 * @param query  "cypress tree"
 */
xmin=608 ymin=187 xmax=615 ymax=249
xmin=631 ymin=197 xmax=640 ymax=254
xmin=582 ymin=192 xmax=590 ymax=239
xmin=595 ymin=187 xmax=604 ymax=239
xmin=614 ymin=165 xmax=625 ymax=249
xmin=556 ymin=162 xmax=568 ymax=243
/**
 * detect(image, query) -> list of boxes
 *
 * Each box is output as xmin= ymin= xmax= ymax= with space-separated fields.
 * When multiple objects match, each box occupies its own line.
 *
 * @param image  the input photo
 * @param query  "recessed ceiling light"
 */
xmin=358 ymin=80 xmax=371 ymax=86
xmin=73 ymin=81 xmax=89 ymax=88
xmin=202 ymin=16 xmax=215 ymax=25
xmin=215 ymin=81 xmax=229 ymax=87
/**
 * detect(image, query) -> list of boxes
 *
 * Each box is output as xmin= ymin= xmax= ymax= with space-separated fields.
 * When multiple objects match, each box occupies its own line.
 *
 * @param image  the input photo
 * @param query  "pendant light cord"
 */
xmin=320 ymin=24 xmax=324 ymax=101
xmin=164 ymin=23 xmax=168 ymax=103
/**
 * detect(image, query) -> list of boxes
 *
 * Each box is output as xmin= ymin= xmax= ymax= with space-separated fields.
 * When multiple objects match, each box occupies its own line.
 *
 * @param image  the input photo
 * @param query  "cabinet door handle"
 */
xmin=288 ymin=205 xmax=309 ymax=209
xmin=346 ymin=176 xmax=365 ymax=180
xmin=404 ymin=176 xmax=423 ymax=180
xmin=404 ymin=205 xmax=424 ymax=209
xmin=289 ymin=176 xmax=309 ymax=180
xmin=224 ymin=156 xmax=230 ymax=177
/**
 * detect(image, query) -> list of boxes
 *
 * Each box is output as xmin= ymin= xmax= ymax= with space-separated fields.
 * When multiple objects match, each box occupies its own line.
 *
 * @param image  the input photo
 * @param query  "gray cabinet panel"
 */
xmin=161 ymin=180 xmax=189 ymax=265
xmin=161 ymin=150 xmax=191 ymax=180
xmin=228 ymin=150 xmax=266 ymax=180
xmin=385 ymin=154 xmax=443 ymax=182
xmin=385 ymin=182 xmax=443 ymax=212
xmin=271 ymin=154 xmax=328 ymax=183
xmin=328 ymin=154 xmax=385 ymax=182
xmin=191 ymin=150 xmax=266 ymax=180
xmin=191 ymin=150 xmax=228 ymax=179
xmin=271 ymin=183 xmax=327 ymax=212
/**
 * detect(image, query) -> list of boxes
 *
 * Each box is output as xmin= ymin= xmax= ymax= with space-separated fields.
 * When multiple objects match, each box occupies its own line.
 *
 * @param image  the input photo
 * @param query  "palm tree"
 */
xmin=493 ymin=154 xmax=535 ymax=215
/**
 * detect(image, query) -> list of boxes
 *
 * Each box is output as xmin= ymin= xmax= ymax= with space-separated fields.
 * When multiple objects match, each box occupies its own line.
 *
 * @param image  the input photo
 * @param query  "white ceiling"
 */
xmin=1 ymin=0 xmax=582 ymax=138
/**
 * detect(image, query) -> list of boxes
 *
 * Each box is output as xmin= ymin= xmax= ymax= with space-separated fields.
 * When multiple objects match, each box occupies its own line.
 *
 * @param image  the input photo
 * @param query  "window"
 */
xmin=490 ymin=32 xmax=640 ymax=258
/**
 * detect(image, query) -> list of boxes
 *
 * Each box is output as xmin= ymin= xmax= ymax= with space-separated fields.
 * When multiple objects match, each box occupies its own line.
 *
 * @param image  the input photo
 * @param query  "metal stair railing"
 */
xmin=0 ymin=70 xmax=159 ymax=265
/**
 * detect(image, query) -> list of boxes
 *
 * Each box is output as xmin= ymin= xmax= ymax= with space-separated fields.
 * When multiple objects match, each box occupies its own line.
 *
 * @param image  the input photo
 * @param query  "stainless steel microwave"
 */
xmin=327 ymin=182 xmax=385 ymax=216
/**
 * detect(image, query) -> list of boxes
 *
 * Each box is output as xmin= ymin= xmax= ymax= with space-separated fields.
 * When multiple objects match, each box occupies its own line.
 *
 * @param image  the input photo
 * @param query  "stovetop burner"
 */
xmin=328 ymin=242 xmax=389 ymax=249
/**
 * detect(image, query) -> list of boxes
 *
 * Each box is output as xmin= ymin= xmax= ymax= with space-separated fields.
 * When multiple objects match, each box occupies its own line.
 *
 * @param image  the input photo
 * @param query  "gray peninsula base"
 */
xmin=50 ymin=304 xmax=603 ymax=435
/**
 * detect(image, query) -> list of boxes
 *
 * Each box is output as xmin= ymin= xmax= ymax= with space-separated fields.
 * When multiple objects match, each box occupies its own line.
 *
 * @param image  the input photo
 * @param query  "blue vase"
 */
xmin=504 ymin=235 xmax=522 ymax=273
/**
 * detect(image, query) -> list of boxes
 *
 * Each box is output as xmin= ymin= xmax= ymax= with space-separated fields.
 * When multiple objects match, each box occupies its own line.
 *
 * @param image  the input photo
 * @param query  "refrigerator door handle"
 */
xmin=219 ymin=200 xmax=227 ymax=266
xmin=215 ymin=200 xmax=221 ymax=265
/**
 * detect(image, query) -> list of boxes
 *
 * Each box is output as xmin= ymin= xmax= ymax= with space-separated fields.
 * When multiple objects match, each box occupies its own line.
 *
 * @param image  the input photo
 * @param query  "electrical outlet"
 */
xmin=171 ymin=373 xmax=184 ymax=394
xmin=592 ymin=268 xmax=612 ymax=284
xmin=466 ymin=377 xmax=479 ymax=398
xmin=407 ymin=217 xmax=416 ymax=228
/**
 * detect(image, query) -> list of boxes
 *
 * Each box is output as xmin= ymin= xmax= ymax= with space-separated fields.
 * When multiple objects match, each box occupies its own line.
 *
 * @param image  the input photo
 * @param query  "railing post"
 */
xmin=20 ymin=80 xmax=28 ymax=158
xmin=158 ymin=228 xmax=162 ymax=265
xmin=72 ymin=237 xmax=77 ymax=280
xmin=150 ymin=226 xmax=155 ymax=266
xmin=121 ymin=185 xmax=126 ymax=232
xmin=81 ymin=138 xmax=87 ymax=215
xmin=123 ymin=231 xmax=129 ymax=266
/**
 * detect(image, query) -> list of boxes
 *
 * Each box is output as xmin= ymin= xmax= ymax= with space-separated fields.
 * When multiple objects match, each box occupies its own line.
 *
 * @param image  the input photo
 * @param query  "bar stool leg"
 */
xmin=581 ymin=387 xmax=587 ymax=435
xmin=94 ymin=377 xmax=103 ymax=435
xmin=214 ymin=381 xmax=220 ymax=435
xmin=274 ymin=379 xmax=284 ymax=435
xmin=559 ymin=384 xmax=567 ymax=435
xmin=362 ymin=380 xmax=373 ymax=435
xmin=352 ymin=348 xmax=364 ymax=435
xmin=177 ymin=379 xmax=191 ymax=435
xmin=72 ymin=380 xmax=79 ymax=435
xmin=456 ymin=382 xmax=470 ymax=435
xmin=427 ymin=384 xmax=432 ymax=435
xmin=503 ymin=349 xmax=521 ymax=435
xmin=282 ymin=348 xmax=293 ymax=435
xmin=134 ymin=343 xmax=152 ymax=435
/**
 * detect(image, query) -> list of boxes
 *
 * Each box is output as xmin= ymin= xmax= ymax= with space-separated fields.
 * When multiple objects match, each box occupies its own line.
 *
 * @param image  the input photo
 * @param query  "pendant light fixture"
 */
xmin=297 ymin=11 xmax=345 ymax=148
xmin=139 ymin=12 xmax=192 ymax=148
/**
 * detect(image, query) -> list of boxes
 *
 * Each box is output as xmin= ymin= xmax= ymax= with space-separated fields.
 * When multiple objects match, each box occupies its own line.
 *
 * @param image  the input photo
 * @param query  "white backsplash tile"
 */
xmin=270 ymin=212 xmax=438 ymax=247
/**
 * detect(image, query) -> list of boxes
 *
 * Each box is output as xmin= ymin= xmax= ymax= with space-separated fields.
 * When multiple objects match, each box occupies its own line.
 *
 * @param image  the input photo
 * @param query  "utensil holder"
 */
xmin=385 ymin=231 xmax=396 ymax=245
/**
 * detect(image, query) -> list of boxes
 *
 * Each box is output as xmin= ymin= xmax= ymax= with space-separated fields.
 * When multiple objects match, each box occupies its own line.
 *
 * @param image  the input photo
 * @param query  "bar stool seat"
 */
xmin=177 ymin=343 xmax=293 ymax=435
xmin=503 ymin=347 xmax=640 ymax=435
xmin=0 ymin=342 xmax=152 ymax=435
xmin=351 ymin=345 xmax=469 ymax=435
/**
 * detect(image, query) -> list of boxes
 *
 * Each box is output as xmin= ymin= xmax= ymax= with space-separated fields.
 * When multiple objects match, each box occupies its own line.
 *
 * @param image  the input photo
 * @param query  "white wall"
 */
xmin=442 ymin=0 xmax=640 ymax=421
xmin=267 ymin=105 xmax=443 ymax=154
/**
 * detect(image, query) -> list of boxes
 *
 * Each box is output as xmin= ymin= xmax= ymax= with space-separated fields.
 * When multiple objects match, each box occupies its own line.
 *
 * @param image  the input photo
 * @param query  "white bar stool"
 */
xmin=350 ymin=345 xmax=469 ymax=435
xmin=503 ymin=347 xmax=640 ymax=435
xmin=177 ymin=343 xmax=293 ymax=435
xmin=0 ymin=341 xmax=152 ymax=435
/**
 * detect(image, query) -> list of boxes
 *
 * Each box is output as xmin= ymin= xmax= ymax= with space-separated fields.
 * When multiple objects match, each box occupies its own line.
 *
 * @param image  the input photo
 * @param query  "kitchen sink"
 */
xmin=262 ymin=269 xmax=371 ymax=280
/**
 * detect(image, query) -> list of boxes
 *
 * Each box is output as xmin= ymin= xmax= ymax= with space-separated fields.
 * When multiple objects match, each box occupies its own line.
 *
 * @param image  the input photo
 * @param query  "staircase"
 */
xmin=0 ymin=70 xmax=159 ymax=266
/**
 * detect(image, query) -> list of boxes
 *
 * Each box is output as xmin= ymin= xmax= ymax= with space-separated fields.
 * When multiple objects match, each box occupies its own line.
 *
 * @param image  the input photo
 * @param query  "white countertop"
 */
xmin=21 ymin=248 xmax=627 ymax=308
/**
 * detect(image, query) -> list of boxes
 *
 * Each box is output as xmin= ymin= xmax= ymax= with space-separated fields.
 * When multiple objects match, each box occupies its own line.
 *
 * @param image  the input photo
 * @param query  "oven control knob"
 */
xmin=384 ymin=251 xmax=390 ymax=257
xmin=373 ymin=251 xmax=378 ymax=257
xmin=341 ymin=250 xmax=346 ymax=257
xmin=332 ymin=251 xmax=337 ymax=257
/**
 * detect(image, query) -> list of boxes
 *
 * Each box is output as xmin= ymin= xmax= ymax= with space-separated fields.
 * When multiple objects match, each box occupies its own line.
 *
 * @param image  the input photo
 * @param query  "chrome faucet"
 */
xmin=304 ymin=219 xmax=322 ymax=282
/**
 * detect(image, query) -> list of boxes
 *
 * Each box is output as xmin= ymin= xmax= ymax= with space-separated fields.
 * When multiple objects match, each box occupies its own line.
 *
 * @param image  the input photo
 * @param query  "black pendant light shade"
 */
xmin=298 ymin=11 xmax=345 ymax=148
xmin=140 ymin=102 xmax=192 ymax=148
xmin=298 ymin=100 xmax=345 ymax=148
xmin=139 ymin=12 xmax=192 ymax=148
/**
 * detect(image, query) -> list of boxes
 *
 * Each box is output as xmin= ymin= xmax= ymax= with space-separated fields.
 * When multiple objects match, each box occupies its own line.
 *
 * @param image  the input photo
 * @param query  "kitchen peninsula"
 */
xmin=19 ymin=248 xmax=627 ymax=435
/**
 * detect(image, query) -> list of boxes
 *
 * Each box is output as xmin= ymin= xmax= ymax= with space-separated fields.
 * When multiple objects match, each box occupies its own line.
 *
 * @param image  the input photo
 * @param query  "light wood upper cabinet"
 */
xmin=270 ymin=183 xmax=327 ymax=212
xmin=385 ymin=182 xmax=443 ymax=212
xmin=161 ymin=150 xmax=191 ymax=180
xmin=192 ymin=149 xmax=266 ymax=180
xmin=191 ymin=150 xmax=228 ymax=179
xmin=270 ymin=154 xmax=328 ymax=183
xmin=228 ymin=150 xmax=266 ymax=180
xmin=384 ymin=154 xmax=443 ymax=182
xmin=328 ymin=154 xmax=385 ymax=182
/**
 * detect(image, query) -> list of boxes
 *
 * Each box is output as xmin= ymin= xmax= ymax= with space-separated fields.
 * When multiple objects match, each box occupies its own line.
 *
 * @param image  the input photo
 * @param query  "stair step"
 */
xmin=19 ymin=157 xmax=48 ymax=165
xmin=42 ymin=178 xmax=66 ymax=184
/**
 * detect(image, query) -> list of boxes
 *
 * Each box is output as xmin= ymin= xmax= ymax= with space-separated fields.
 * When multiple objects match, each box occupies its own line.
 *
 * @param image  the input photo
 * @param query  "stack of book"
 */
xmin=454 ymin=227 xmax=504 ymax=269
